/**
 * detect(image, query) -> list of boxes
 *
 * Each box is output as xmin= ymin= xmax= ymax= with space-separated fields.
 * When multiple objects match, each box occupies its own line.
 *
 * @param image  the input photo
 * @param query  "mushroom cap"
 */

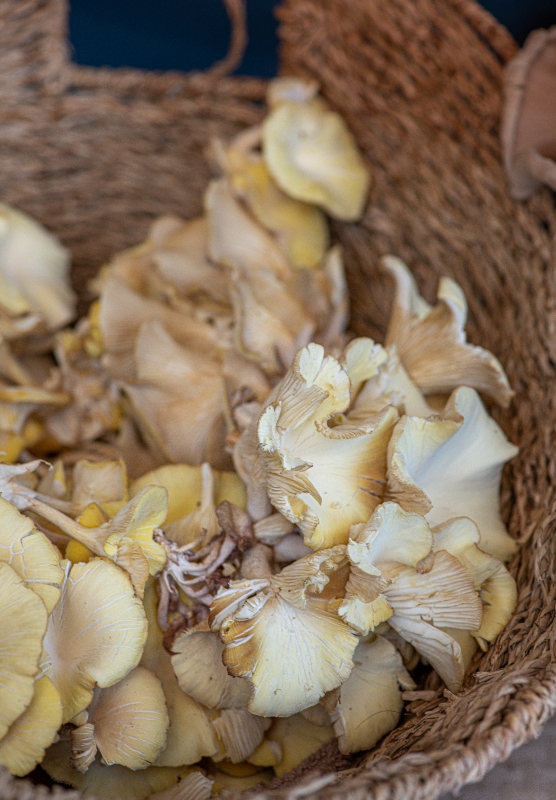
xmin=43 ymin=558 xmax=148 ymax=723
xmin=0 ymin=496 xmax=63 ymax=613
xmin=332 ymin=636 xmax=415 ymax=754
xmin=387 ymin=386 xmax=518 ymax=561
xmin=262 ymin=99 xmax=370 ymax=221
xmin=382 ymin=256 xmax=514 ymax=408
xmin=0 ymin=561 xmax=49 ymax=739
xmin=502 ymin=27 xmax=556 ymax=199
xmin=78 ymin=666 xmax=169 ymax=770
xmin=0 ymin=202 xmax=75 ymax=329
xmin=0 ymin=676 xmax=62 ymax=777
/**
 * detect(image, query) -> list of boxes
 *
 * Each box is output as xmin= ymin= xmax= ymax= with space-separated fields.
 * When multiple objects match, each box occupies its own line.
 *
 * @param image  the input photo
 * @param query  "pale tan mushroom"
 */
xmin=331 ymin=636 xmax=415 ymax=754
xmin=266 ymin=713 xmax=334 ymax=777
xmin=70 ymin=667 xmax=169 ymax=771
xmin=210 ymin=546 xmax=358 ymax=717
xmin=502 ymin=27 xmax=556 ymax=199
xmin=383 ymin=256 xmax=514 ymax=407
xmin=0 ymin=203 xmax=75 ymax=330
xmin=0 ymin=561 xmax=48 ymax=739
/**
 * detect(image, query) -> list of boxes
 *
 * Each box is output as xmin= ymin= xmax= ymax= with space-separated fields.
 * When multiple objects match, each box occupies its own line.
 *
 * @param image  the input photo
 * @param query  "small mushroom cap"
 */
xmin=0 ymin=496 xmax=63 ymax=613
xmin=382 ymin=256 xmax=514 ymax=408
xmin=262 ymin=98 xmax=370 ymax=221
xmin=0 ymin=676 xmax=62 ymax=777
xmin=80 ymin=666 xmax=169 ymax=770
xmin=211 ymin=707 xmax=271 ymax=764
xmin=433 ymin=517 xmax=517 ymax=648
xmin=149 ymin=772 xmax=213 ymax=800
xmin=103 ymin=485 xmax=168 ymax=577
xmin=266 ymin=713 xmax=334 ymax=777
xmin=266 ymin=77 xmax=319 ymax=108
xmin=171 ymin=629 xmax=251 ymax=710
xmin=332 ymin=636 xmax=415 ymax=754
xmin=0 ymin=203 xmax=75 ymax=329
xmin=388 ymin=617 xmax=465 ymax=692
xmin=42 ymin=739 xmax=182 ymax=800
xmin=502 ymin=27 xmax=556 ymax=199
xmin=43 ymin=558 xmax=148 ymax=723
xmin=387 ymin=387 xmax=519 ymax=562
xmin=71 ymin=459 xmax=128 ymax=511
xmin=0 ymin=561 xmax=48 ymax=739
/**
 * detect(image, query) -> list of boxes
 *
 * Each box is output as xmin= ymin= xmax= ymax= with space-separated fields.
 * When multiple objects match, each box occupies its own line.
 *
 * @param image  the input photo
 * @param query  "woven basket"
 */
xmin=1 ymin=1 xmax=555 ymax=798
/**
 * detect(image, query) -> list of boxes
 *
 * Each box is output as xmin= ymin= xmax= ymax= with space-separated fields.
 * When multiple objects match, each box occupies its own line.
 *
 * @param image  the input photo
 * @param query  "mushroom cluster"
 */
xmin=0 ymin=77 xmax=518 ymax=797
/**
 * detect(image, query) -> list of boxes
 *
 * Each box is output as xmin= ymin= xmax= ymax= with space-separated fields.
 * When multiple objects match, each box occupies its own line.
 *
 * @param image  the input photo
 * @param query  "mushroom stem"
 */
xmin=24 ymin=496 xmax=106 ymax=555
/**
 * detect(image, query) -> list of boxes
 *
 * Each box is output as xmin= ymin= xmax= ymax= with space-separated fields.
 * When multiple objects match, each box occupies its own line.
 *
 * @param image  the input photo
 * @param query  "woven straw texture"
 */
xmin=0 ymin=1 xmax=555 ymax=799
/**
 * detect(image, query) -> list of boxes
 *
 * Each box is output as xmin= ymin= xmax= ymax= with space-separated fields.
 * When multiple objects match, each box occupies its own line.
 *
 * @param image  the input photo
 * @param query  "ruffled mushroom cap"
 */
xmin=387 ymin=386 xmax=519 ymax=562
xmin=0 ymin=203 xmax=75 ymax=330
xmin=0 ymin=561 xmax=48 ymax=739
xmin=257 ymin=343 xmax=398 ymax=549
xmin=262 ymin=87 xmax=370 ymax=221
xmin=43 ymin=738 xmax=182 ymax=800
xmin=0 ymin=676 xmax=62 ymax=777
xmin=70 ymin=667 xmax=169 ymax=770
xmin=0 ymin=496 xmax=63 ymax=613
xmin=433 ymin=517 xmax=517 ymax=649
xmin=331 ymin=635 xmax=415 ymax=754
xmin=266 ymin=713 xmax=334 ymax=777
xmin=383 ymin=256 xmax=514 ymax=407
xmin=502 ymin=27 xmax=556 ymax=199
xmin=339 ymin=502 xmax=433 ymax=635
xmin=42 ymin=558 xmax=148 ymax=723
xmin=210 ymin=546 xmax=358 ymax=717
xmin=338 ymin=502 xmax=483 ymax=691
xmin=342 ymin=338 xmax=433 ymax=419
xmin=171 ymin=629 xmax=251 ymax=710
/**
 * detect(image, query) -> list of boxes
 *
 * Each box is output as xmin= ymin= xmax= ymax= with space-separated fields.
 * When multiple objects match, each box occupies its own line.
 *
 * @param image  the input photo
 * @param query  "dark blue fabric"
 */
xmin=69 ymin=0 xmax=556 ymax=78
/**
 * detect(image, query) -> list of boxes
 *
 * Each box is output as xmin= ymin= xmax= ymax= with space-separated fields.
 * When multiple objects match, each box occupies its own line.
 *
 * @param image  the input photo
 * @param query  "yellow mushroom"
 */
xmin=262 ymin=80 xmax=370 ymax=221
xmin=42 ymin=558 xmax=148 ymax=723
xmin=0 ymin=676 xmax=62 ymax=776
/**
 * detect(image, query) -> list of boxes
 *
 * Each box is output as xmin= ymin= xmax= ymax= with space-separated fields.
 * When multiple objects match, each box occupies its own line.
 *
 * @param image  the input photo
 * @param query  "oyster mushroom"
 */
xmin=209 ymin=546 xmax=357 ymax=717
xmin=0 ymin=561 xmax=49 ymax=739
xmin=502 ymin=27 xmax=556 ymax=199
xmin=42 ymin=558 xmax=148 ymax=723
xmin=0 ymin=203 xmax=75 ymax=330
xmin=331 ymin=635 xmax=415 ymax=754
xmin=262 ymin=79 xmax=370 ymax=221
xmin=386 ymin=386 xmax=519 ymax=561
xmin=257 ymin=343 xmax=398 ymax=549
xmin=70 ymin=667 xmax=169 ymax=771
xmin=383 ymin=256 xmax=514 ymax=407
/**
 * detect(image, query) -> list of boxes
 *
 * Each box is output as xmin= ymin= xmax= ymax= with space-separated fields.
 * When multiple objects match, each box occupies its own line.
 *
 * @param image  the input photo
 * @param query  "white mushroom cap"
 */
xmin=387 ymin=387 xmax=518 ymax=561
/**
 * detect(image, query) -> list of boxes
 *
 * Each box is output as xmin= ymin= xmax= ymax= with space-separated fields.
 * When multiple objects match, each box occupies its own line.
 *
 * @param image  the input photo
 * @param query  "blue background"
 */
xmin=68 ymin=1 xmax=556 ymax=79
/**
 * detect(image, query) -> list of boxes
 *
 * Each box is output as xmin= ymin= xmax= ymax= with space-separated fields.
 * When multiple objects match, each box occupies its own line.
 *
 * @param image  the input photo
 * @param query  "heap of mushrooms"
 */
xmin=0 ymin=77 xmax=518 ymax=798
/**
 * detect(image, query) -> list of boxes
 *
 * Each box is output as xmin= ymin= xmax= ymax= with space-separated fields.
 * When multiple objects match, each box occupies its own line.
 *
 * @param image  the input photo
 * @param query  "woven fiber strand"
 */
xmin=0 ymin=0 xmax=555 ymax=799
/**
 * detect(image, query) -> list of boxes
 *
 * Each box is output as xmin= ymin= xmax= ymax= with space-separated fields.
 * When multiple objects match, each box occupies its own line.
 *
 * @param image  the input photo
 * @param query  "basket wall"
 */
xmin=0 ymin=0 xmax=555 ymax=799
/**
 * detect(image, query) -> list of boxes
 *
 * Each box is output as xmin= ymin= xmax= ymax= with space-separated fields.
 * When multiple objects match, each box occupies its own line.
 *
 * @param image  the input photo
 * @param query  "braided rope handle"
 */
xmin=0 ymin=0 xmax=249 ymax=97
